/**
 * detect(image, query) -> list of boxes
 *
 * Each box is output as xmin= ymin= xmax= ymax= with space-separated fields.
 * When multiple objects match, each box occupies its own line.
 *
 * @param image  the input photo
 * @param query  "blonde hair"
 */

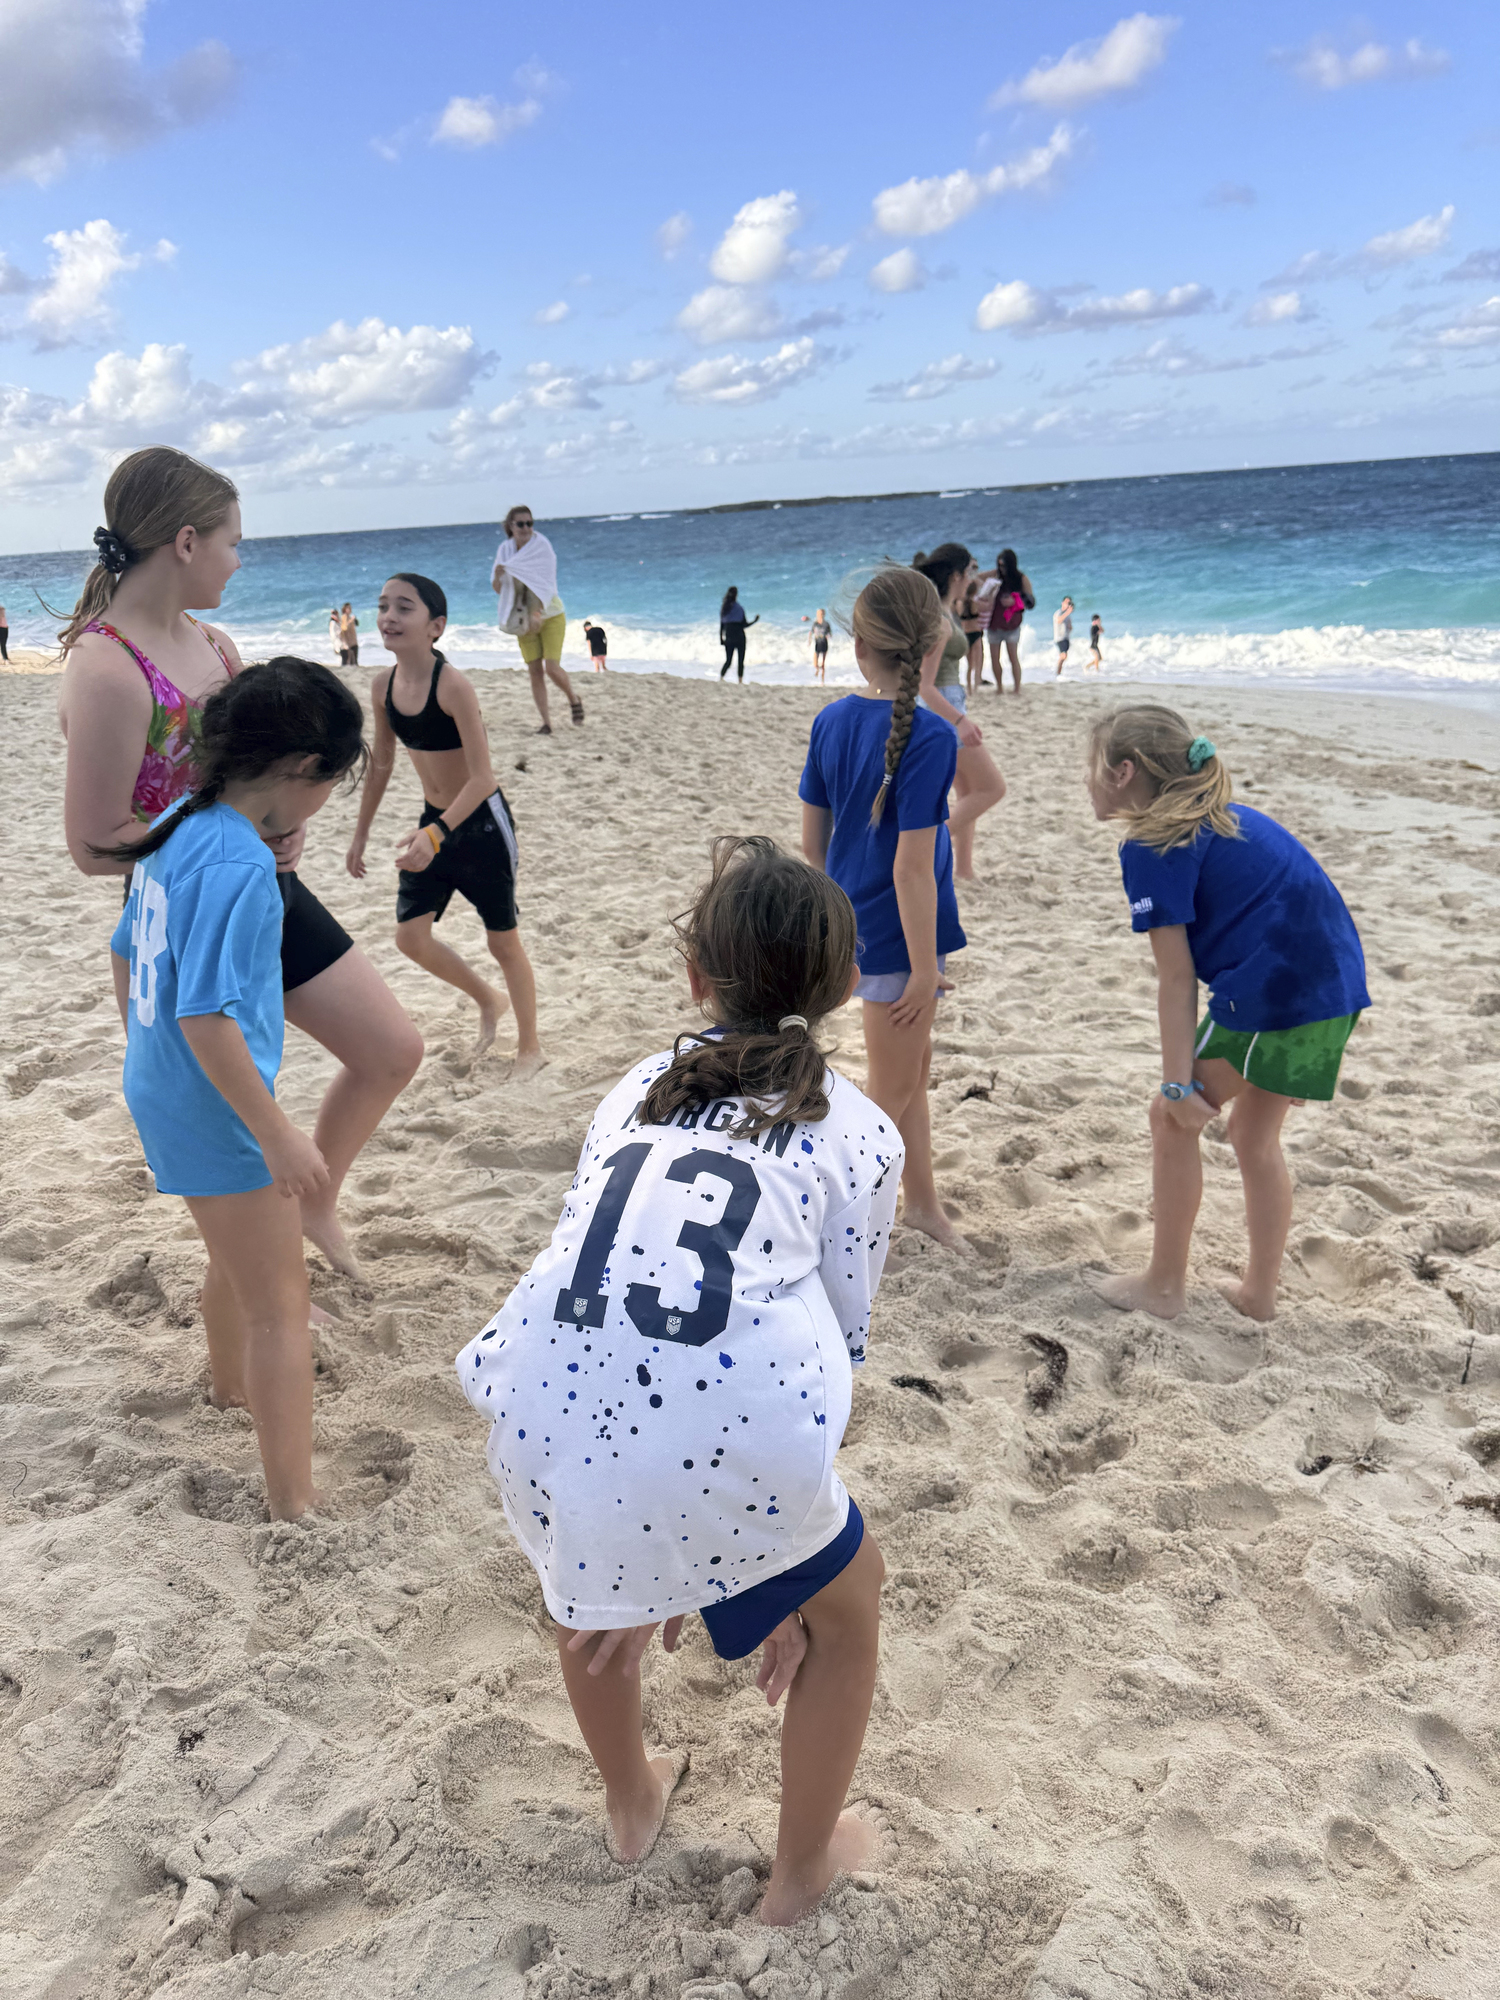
xmin=1090 ymin=703 xmax=1238 ymax=853
xmin=59 ymin=447 xmax=238 ymax=652
xmin=851 ymin=566 xmax=946 ymax=826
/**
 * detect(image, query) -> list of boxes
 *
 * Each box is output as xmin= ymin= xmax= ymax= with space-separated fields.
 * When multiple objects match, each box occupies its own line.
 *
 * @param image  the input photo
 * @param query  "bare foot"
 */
xmin=899 ymin=1205 xmax=971 ymax=1253
xmin=1091 ymin=1269 xmax=1186 ymax=1320
xmin=604 ymin=1749 xmax=689 ymax=1865
xmin=475 ymin=986 xmax=511 ymax=1055
xmin=510 ymin=1048 xmax=549 ymax=1083
xmin=301 ymin=1205 xmax=363 ymax=1281
xmin=760 ymin=1809 xmax=877 ymax=1927
xmin=309 ymin=1301 xmax=336 ymax=1328
xmin=1217 ymin=1277 xmax=1277 ymax=1323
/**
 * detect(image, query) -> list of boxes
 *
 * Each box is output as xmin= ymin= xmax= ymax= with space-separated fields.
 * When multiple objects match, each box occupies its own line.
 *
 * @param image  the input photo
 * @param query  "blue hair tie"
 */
xmin=1187 ymin=736 xmax=1216 ymax=772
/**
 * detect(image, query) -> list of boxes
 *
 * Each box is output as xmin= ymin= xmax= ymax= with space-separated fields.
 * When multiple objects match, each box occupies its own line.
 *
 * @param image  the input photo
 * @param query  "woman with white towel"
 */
xmin=491 ymin=505 xmax=584 ymax=735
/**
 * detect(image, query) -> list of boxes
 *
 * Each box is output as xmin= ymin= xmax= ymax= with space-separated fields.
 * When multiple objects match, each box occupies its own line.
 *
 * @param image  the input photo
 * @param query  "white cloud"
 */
xmin=709 ymin=192 xmax=802 ymax=284
xmin=0 ymin=0 xmax=237 ymax=186
xmin=1425 ymin=297 xmax=1500 ymax=352
xmin=1267 ymin=205 xmax=1457 ymax=286
xmin=991 ymin=13 xmax=1178 ymax=110
xmin=1280 ymin=36 xmax=1450 ymax=90
xmin=26 ymin=220 xmax=175 ymax=348
xmin=869 ymin=248 xmax=928 ymax=294
xmin=76 ymin=341 xmax=201 ymax=429
xmin=1062 ymin=335 xmax=1338 ymax=384
xmin=231 ymin=318 xmax=490 ymax=426
xmin=791 ymin=244 xmax=851 ymax=281
xmin=1445 ymin=249 xmax=1500 ymax=283
xmin=873 ymin=126 xmax=1072 ymax=237
xmin=657 ymin=212 xmax=692 ymax=260
xmin=1242 ymin=291 xmax=1313 ymax=326
xmin=535 ymin=300 xmax=570 ymax=325
xmin=976 ymin=278 xmax=1211 ymax=334
xmin=869 ymin=354 xmax=999 ymax=401
xmin=676 ymin=285 xmax=785 ymax=345
xmin=672 ymin=338 xmax=829 ymax=406
xmin=433 ymin=91 xmax=542 ymax=148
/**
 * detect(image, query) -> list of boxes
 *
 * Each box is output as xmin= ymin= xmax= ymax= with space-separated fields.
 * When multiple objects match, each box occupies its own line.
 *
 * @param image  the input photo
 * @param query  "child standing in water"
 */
xmin=1089 ymin=704 xmax=1369 ymax=1322
xmin=346 ymin=574 xmax=545 ymax=1078
xmin=105 ymin=659 xmax=366 ymax=1519
xmin=457 ymin=838 xmax=899 ymax=1921
xmin=799 ymin=566 xmax=966 ymax=1248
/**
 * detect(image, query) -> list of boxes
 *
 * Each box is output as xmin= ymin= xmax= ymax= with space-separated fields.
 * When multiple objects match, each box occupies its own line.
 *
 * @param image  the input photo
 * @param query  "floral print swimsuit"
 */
xmin=85 ymin=618 xmax=235 ymax=819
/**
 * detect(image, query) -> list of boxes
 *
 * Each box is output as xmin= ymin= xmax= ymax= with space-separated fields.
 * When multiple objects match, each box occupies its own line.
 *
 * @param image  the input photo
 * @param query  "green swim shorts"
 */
xmin=1194 ymin=1011 xmax=1361 ymax=1101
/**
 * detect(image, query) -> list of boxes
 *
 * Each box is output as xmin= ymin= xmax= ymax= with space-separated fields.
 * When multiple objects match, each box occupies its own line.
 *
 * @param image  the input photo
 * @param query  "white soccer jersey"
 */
xmin=456 ymin=1054 xmax=902 ymax=1629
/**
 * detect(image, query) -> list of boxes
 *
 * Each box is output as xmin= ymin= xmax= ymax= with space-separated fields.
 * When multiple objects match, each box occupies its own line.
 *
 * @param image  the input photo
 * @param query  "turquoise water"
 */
xmin=5 ymin=451 xmax=1498 ymax=698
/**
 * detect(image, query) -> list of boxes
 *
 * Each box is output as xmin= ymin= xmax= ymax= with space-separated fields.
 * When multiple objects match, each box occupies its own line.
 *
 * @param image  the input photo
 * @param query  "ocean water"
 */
xmin=5 ymin=451 xmax=1498 ymax=703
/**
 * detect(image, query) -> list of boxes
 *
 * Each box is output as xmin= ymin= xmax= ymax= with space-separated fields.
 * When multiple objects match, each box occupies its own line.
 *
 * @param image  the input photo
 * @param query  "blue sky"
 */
xmin=1 ymin=1 xmax=1496 ymax=549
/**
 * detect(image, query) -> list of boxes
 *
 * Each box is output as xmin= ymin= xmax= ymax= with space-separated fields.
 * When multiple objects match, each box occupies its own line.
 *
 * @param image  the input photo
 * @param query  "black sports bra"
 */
xmin=385 ymin=652 xmax=463 ymax=751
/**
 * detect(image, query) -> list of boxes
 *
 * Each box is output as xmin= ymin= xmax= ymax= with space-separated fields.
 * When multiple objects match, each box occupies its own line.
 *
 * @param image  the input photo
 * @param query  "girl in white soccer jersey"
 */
xmin=457 ymin=837 xmax=901 ymax=1923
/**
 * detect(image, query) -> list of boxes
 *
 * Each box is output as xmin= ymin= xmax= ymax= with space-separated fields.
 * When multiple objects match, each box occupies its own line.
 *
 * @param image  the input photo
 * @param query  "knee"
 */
xmin=1147 ymin=1093 xmax=1176 ymax=1140
xmin=385 ymin=1018 xmax=425 ymax=1082
xmin=1230 ymin=1110 xmax=1282 ymax=1166
xmin=394 ymin=925 xmax=423 ymax=963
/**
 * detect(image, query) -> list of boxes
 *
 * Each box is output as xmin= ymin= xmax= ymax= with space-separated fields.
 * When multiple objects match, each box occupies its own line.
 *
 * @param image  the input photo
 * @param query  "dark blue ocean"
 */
xmin=5 ymin=452 xmax=1498 ymax=700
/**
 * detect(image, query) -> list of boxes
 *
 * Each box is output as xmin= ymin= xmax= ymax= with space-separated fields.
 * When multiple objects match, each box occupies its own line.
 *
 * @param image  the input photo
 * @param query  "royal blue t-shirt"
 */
xmin=1119 ymin=804 xmax=1369 ymax=1033
xmin=799 ymin=694 xmax=966 ymax=977
xmin=110 ymin=801 xmax=284 ymax=1196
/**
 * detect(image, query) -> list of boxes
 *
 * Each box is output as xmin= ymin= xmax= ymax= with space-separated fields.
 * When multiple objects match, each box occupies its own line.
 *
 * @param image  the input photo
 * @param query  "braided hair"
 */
xmin=850 ymin=565 xmax=946 ymax=826
xmin=91 ymin=657 xmax=367 ymax=865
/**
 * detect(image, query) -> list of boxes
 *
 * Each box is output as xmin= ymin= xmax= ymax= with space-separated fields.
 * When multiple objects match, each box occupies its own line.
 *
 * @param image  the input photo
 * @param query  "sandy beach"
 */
xmin=2 ymin=657 xmax=1499 ymax=1999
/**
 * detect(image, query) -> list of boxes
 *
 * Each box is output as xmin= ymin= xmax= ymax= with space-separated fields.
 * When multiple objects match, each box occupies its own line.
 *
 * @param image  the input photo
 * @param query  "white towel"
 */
xmin=493 ymin=530 xmax=559 ymax=632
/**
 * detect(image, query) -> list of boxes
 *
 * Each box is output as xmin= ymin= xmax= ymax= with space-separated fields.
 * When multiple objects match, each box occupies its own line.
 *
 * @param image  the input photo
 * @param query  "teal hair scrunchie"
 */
xmin=1187 ymin=736 xmax=1216 ymax=772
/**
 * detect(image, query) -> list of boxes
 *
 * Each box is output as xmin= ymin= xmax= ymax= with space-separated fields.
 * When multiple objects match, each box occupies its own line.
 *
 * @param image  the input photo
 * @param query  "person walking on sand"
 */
xmin=914 ymin=546 xmax=1007 ymax=881
xmin=455 ymin=836 xmax=896 ymax=1921
xmin=1088 ymin=612 xmax=1103 ymax=672
xmin=105 ymin=659 xmax=367 ymax=1518
xmin=809 ymin=608 xmax=831 ymax=683
xmin=58 ymin=446 xmax=423 ymax=1282
xmin=1053 ymin=596 xmax=1074 ymax=676
xmin=583 ymin=619 xmax=609 ymax=670
xmin=492 ymin=504 xmax=583 ymax=735
xmin=347 ymin=573 xmax=545 ymax=1079
xmin=800 ymin=565 xmax=967 ymax=1250
xmin=1088 ymin=705 xmax=1369 ymax=1324
xmin=339 ymin=602 xmax=360 ymax=666
xmin=983 ymin=548 xmax=1034 ymax=695
xmin=0 ymin=602 xmax=9 ymax=663
xmin=719 ymin=586 xmax=759 ymax=681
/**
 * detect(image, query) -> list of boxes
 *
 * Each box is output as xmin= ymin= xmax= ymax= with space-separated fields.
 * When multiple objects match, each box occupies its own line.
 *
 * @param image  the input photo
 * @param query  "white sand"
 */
xmin=2 ymin=662 xmax=1499 ymax=1999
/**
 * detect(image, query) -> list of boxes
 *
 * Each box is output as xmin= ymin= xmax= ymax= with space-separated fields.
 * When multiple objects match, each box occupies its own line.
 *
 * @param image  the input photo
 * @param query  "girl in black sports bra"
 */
xmin=347 ymin=573 xmax=545 ymax=1075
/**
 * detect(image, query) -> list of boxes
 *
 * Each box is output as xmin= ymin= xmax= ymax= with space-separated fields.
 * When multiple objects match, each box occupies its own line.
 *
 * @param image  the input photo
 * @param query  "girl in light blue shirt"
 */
xmin=105 ymin=659 xmax=366 ymax=1519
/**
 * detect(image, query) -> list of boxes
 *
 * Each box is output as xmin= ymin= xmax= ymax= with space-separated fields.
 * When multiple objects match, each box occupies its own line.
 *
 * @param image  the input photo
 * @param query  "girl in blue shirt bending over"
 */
xmin=104 ymin=659 xmax=367 ymax=1518
xmin=1088 ymin=703 xmax=1369 ymax=1323
xmin=800 ymin=565 xmax=967 ymax=1247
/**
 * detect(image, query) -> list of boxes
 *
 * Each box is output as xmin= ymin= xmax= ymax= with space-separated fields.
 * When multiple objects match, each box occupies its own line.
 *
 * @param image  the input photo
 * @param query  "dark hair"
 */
xmin=92 ymin=657 xmax=367 ymax=865
xmin=916 ymin=542 xmax=972 ymax=602
xmin=996 ymin=548 xmax=1021 ymax=593
xmin=720 ymin=586 xmax=739 ymax=617
xmin=387 ymin=573 xmax=447 ymax=622
xmin=641 ymin=836 xmax=859 ymax=1138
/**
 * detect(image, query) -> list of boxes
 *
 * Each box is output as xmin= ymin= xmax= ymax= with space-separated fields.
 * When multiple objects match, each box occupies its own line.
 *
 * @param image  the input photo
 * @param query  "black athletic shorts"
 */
xmin=396 ymin=793 xmax=519 ymax=934
xmin=125 ymin=865 xmax=353 ymax=992
xmin=1057 ymin=637 xmax=1071 ymax=653
xmin=279 ymin=872 xmax=354 ymax=992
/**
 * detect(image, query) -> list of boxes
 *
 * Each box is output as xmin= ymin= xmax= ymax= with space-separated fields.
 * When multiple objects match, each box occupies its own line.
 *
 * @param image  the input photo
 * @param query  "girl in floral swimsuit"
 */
xmin=58 ymin=446 xmax=423 ymax=1283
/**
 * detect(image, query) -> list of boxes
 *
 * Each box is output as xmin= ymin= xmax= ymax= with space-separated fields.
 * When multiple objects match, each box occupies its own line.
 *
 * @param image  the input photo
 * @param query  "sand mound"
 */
xmin=2 ymin=665 xmax=1498 ymax=1998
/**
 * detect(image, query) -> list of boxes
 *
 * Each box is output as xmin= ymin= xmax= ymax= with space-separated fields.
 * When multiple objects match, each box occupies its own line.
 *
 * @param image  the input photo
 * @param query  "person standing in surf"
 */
xmin=492 ymin=505 xmax=584 ymax=735
xmin=58 ymin=447 xmax=423 ymax=1281
xmin=719 ymin=587 xmax=760 ymax=682
xmin=347 ymin=574 xmax=545 ymax=1079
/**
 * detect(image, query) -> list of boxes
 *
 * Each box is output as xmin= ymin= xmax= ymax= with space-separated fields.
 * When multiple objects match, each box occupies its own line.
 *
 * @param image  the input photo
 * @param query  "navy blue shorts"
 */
xmin=700 ymin=1501 xmax=864 ymax=1660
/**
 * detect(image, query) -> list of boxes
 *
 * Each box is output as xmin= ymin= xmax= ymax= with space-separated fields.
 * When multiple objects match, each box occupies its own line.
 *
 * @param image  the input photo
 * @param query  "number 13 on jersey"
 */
xmin=553 ymin=1142 xmax=763 ymax=1348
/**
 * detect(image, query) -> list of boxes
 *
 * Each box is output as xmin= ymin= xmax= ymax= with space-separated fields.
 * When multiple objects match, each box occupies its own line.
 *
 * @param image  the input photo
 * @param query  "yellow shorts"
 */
xmin=519 ymin=610 xmax=566 ymax=665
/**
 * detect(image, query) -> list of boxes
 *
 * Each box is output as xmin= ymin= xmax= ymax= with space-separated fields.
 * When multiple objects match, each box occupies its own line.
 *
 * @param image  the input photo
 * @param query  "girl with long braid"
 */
xmin=105 ymin=660 xmax=367 ymax=1518
xmin=799 ymin=567 xmax=966 ymax=1246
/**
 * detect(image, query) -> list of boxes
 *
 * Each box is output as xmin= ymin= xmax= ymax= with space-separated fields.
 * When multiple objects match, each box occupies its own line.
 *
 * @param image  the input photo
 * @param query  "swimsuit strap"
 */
xmin=185 ymin=613 xmax=237 ymax=677
xmin=82 ymin=618 xmax=181 ymax=709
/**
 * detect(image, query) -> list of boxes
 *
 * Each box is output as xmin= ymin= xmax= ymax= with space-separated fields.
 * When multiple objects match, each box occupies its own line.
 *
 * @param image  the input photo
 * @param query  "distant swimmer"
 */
xmin=982 ymin=548 xmax=1034 ymax=695
xmin=719 ymin=586 xmax=760 ymax=682
xmin=1089 ymin=612 xmax=1103 ymax=672
xmin=583 ymin=619 xmax=609 ymax=670
xmin=348 ymin=573 xmax=545 ymax=1078
xmin=493 ymin=504 xmax=584 ymax=734
xmin=1053 ymin=596 xmax=1074 ymax=677
xmin=809 ymin=607 xmax=830 ymax=683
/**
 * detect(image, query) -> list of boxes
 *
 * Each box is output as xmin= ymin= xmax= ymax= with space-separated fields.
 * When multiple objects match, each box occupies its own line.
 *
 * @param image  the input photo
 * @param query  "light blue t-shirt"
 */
xmin=110 ymin=801 xmax=285 ymax=1196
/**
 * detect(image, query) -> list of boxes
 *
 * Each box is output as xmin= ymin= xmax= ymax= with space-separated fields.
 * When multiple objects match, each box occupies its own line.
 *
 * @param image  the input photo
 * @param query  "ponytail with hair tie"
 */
xmin=92 ymin=526 xmax=134 ymax=576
